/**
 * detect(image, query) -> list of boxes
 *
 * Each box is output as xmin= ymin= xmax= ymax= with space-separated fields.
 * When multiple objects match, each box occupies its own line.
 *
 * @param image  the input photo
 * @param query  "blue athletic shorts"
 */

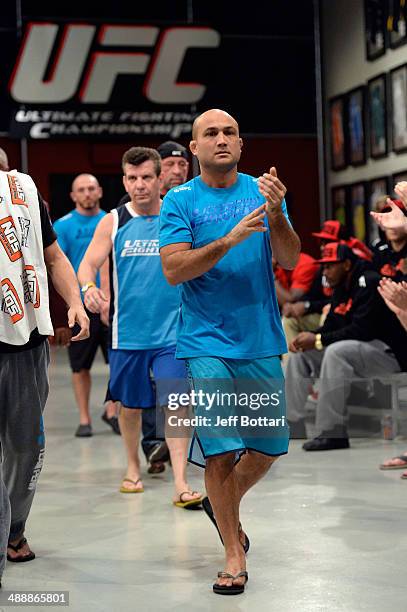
xmin=185 ymin=356 xmax=289 ymax=468
xmin=108 ymin=345 xmax=188 ymax=409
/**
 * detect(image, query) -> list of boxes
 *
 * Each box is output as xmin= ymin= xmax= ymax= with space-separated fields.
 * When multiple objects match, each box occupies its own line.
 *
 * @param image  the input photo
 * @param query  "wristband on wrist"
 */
xmin=81 ymin=281 xmax=96 ymax=295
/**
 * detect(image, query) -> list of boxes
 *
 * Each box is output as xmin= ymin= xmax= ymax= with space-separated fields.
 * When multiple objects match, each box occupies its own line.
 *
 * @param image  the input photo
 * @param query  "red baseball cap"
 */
xmin=312 ymin=220 xmax=343 ymax=241
xmin=316 ymin=242 xmax=357 ymax=264
xmin=382 ymin=199 xmax=407 ymax=216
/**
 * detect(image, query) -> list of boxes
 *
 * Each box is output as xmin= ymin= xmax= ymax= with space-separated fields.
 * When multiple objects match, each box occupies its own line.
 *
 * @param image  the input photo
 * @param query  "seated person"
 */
xmin=372 ymin=200 xmax=407 ymax=280
xmin=273 ymin=252 xmax=317 ymax=308
xmin=377 ymin=277 xmax=407 ymax=478
xmin=312 ymin=219 xmax=373 ymax=261
xmin=371 ymin=200 xmax=407 ymax=479
xmin=285 ymin=242 xmax=407 ymax=451
xmin=282 ymin=267 xmax=332 ymax=348
xmin=378 ymin=277 xmax=407 ymax=330
xmin=281 ymin=218 xmax=370 ymax=348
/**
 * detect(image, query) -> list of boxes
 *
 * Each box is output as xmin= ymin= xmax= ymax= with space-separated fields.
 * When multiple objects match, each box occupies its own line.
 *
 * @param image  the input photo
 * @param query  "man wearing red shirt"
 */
xmin=275 ymin=253 xmax=324 ymax=350
xmin=274 ymin=252 xmax=316 ymax=306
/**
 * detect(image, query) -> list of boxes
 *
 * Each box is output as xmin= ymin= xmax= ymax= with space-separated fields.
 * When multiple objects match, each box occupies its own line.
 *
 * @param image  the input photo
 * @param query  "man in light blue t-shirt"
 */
xmin=77 ymin=147 xmax=202 ymax=509
xmin=160 ymin=109 xmax=300 ymax=596
xmin=53 ymin=174 xmax=117 ymax=438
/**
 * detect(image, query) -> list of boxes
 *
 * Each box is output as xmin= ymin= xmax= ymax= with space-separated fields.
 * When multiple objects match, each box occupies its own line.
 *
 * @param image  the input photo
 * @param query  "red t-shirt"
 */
xmin=274 ymin=252 xmax=317 ymax=292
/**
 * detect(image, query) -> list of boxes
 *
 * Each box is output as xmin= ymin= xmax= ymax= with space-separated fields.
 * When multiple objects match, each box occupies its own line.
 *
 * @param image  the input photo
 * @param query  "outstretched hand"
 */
xmin=395 ymin=181 xmax=407 ymax=206
xmin=84 ymin=286 xmax=108 ymax=314
xmin=370 ymin=198 xmax=407 ymax=231
xmin=227 ymin=204 xmax=267 ymax=247
xmin=378 ymin=278 xmax=407 ymax=316
xmin=68 ymin=305 xmax=90 ymax=341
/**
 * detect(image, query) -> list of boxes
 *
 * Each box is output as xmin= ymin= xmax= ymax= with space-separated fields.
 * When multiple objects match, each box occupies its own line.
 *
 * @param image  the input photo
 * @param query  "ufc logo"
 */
xmin=0 ymin=217 xmax=22 ymax=262
xmin=7 ymin=175 xmax=27 ymax=206
xmin=1 ymin=278 xmax=24 ymax=323
xmin=9 ymin=23 xmax=220 ymax=105
xmin=22 ymin=266 xmax=40 ymax=308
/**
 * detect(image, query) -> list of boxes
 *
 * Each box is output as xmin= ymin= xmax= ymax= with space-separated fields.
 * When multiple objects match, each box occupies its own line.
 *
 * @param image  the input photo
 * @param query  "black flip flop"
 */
xmin=202 ymin=496 xmax=250 ymax=554
xmin=213 ymin=571 xmax=248 ymax=595
xmin=7 ymin=537 xmax=35 ymax=563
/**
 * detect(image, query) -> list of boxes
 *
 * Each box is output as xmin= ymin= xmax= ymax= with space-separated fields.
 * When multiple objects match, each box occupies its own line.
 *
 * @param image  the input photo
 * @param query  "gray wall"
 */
xmin=321 ymin=0 xmax=407 ymax=208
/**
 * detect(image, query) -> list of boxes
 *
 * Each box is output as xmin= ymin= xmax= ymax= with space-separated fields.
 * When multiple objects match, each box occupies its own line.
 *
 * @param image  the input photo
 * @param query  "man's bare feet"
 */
xmin=379 ymin=453 xmax=407 ymax=470
xmin=215 ymin=550 xmax=246 ymax=587
xmin=7 ymin=537 xmax=35 ymax=562
xmin=119 ymin=477 xmax=144 ymax=493
xmin=173 ymin=489 xmax=203 ymax=508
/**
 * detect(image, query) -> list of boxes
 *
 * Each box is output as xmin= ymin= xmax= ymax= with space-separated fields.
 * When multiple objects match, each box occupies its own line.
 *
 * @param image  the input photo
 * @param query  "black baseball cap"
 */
xmin=157 ymin=141 xmax=188 ymax=161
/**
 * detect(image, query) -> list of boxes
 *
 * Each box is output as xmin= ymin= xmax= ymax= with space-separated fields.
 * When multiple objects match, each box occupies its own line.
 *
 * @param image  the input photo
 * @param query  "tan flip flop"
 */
xmin=119 ymin=478 xmax=144 ymax=493
xmin=379 ymin=454 xmax=407 ymax=470
xmin=173 ymin=491 xmax=203 ymax=509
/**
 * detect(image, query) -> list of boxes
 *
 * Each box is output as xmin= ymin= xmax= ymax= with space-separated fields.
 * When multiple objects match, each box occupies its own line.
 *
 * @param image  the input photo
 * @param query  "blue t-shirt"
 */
xmin=53 ymin=208 xmax=106 ymax=284
xmin=54 ymin=210 xmax=106 ymax=287
xmin=159 ymin=173 xmax=289 ymax=359
xmin=110 ymin=204 xmax=179 ymax=350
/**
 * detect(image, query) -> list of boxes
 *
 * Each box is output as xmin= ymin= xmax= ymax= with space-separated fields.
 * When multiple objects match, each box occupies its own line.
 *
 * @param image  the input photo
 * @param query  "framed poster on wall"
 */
xmin=348 ymin=87 xmax=366 ymax=165
xmin=388 ymin=0 xmax=407 ymax=48
xmin=329 ymin=96 xmax=347 ymax=171
xmin=367 ymin=73 xmax=388 ymax=158
xmin=365 ymin=0 xmax=387 ymax=60
xmin=368 ymin=177 xmax=390 ymax=243
xmin=390 ymin=64 xmax=407 ymax=152
xmin=391 ymin=170 xmax=407 ymax=196
xmin=331 ymin=185 xmax=348 ymax=227
xmin=350 ymin=182 xmax=367 ymax=242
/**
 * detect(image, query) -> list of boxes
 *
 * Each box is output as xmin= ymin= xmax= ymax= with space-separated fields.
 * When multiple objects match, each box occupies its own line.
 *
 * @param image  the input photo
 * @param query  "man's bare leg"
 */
xmin=72 ymin=370 xmax=91 ymax=425
xmin=118 ymin=405 xmax=143 ymax=491
xmin=205 ymin=453 xmax=246 ymax=588
xmin=234 ymin=451 xmax=277 ymax=545
xmin=208 ymin=451 xmax=278 ymax=548
xmin=164 ymin=407 xmax=202 ymax=504
xmin=235 ymin=451 xmax=277 ymax=500
xmin=105 ymin=400 xmax=118 ymax=419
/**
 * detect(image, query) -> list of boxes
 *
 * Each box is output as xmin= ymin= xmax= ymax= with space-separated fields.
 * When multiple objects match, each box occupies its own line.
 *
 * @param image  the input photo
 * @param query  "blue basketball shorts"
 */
xmin=108 ymin=345 xmax=188 ymax=409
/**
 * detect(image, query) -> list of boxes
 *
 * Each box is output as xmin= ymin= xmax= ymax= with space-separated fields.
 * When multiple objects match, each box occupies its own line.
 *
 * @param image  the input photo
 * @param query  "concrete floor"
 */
xmin=3 ymin=347 xmax=407 ymax=612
